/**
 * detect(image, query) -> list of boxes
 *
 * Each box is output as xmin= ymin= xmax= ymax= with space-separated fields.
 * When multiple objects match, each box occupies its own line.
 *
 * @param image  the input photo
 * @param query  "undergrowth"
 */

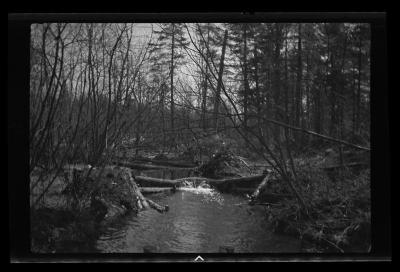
xmin=264 ymin=154 xmax=371 ymax=253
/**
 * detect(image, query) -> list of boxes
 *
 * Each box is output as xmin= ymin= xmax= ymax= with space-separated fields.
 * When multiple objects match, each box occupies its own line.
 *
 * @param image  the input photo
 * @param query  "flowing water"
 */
xmin=94 ymin=170 xmax=301 ymax=253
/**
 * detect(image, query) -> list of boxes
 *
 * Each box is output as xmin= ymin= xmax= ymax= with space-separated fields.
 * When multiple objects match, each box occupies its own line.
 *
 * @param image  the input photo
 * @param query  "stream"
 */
xmin=93 ymin=169 xmax=302 ymax=253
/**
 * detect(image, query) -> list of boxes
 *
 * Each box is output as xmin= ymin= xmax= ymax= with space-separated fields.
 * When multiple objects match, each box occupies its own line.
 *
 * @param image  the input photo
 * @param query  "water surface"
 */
xmin=96 ymin=187 xmax=301 ymax=253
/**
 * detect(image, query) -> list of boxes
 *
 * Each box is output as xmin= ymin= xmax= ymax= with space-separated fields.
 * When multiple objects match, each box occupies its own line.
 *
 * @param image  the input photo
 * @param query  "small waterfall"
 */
xmin=177 ymin=179 xmax=214 ymax=195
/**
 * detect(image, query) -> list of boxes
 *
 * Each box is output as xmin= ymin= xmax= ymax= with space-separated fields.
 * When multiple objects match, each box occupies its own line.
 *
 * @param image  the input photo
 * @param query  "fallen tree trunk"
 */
xmin=132 ymin=157 xmax=198 ymax=168
xmin=175 ymin=174 xmax=267 ymax=193
xmin=114 ymin=161 xmax=174 ymax=171
xmin=249 ymin=171 xmax=272 ymax=204
xmin=205 ymin=174 xmax=266 ymax=191
xmin=112 ymin=167 xmax=150 ymax=210
xmin=146 ymin=198 xmax=169 ymax=213
xmin=176 ymin=174 xmax=266 ymax=185
xmin=140 ymin=187 xmax=175 ymax=194
xmin=135 ymin=176 xmax=182 ymax=187
xmin=114 ymin=161 xmax=197 ymax=171
xmin=249 ymin=115 xmax=371 ymax=151
xmin=134 ymin=174 xmax=267 ymax=191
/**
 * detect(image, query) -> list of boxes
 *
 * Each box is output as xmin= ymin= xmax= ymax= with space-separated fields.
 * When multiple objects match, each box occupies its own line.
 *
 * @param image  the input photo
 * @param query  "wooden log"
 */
xmin=146 ymin=198 xmax=169 ymax=213
xmin=140 ymin=187 xmax=175 ymax=195
xmin=114 ymin=161 xmax=197 ymax=171
xmin=132 ymin=157 xmax=198 ymax=168
xmin=135 ymin=176 xmax=182 ymax=187
xmin=114 ymin=161 xmax=171 ymax=171
xmin=135 ymin=174 xmax=266 ymax=190
xmin=206 ymin=174 xmax=267 ymax=191
xmin=134 ymin=174 xmax=268 ymax=198
xmin=175 ymin=175 xmax=266 ymax=186
xmin=119 ymin=168 xmax=150 ymax=209
xmin=249 ymin=171 xmax=272 ymax=204
xmin=113 ymin=157 xmax=197 ymax=170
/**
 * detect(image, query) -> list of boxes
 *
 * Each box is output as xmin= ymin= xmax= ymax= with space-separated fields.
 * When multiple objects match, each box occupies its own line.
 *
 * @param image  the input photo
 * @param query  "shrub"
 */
xmin=264 ymin=152 xmax=371 ymax=252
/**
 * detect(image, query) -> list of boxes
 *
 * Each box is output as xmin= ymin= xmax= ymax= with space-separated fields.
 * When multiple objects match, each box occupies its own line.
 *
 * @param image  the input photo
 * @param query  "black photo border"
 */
xmin=8 ymin=11 xmax=390 ymax=263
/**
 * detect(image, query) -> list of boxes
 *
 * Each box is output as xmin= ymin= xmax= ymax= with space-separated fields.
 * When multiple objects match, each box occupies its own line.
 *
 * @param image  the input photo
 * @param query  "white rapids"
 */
xmin=177 ymin=187 xmax=215 ymax=195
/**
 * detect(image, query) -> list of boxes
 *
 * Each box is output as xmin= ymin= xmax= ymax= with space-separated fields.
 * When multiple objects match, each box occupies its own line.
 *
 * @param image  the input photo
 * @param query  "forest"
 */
xmin=29 ymin=22 xmax=371 ymax=253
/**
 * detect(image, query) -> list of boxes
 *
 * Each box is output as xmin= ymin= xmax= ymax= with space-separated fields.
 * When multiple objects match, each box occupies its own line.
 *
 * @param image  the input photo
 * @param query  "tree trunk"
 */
xmin=140 ymin=187 xmax=175 ymax=194
xmin=253 ymin=44 xmax=262 ymax=129
xmin=295 ymin=24 xmax=303 ymax=144
xmin=202 ymin=24 xmax=210 ymax=130
xmin=243 ymin=25 xmax=249 ymax=132
xmin=170 ymin=23 xmax=175 ymax=137
xmin=249 ymin=171 xmax=272 ymax=203
xmin=146 ymin=198 xmax=169 ymax=213
xmin=214 ymin=29 xmax=228 ymax=133
xmin=114 ymin=161 xmax=197 ymax=171
xmin=356 ymin=27 xmax=362 ymax=135
xmin=272 ymin=25 xmax=282 ymax=142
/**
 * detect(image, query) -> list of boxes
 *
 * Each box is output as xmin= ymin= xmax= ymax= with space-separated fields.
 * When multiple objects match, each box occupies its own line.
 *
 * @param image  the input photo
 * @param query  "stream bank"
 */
xmin=30 ymin=148 xmax=370 ymax=253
